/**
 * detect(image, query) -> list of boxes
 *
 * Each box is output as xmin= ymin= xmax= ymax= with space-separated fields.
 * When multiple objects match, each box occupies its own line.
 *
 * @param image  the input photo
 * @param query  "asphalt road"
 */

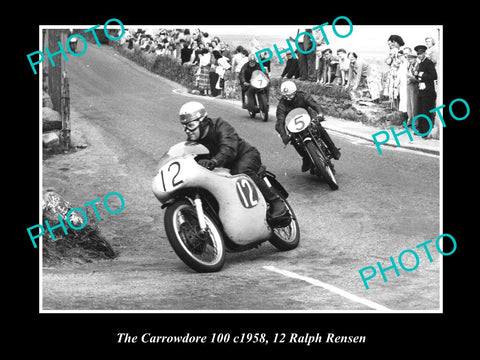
xmin=42 ymin=43 xmax=440 ymax=311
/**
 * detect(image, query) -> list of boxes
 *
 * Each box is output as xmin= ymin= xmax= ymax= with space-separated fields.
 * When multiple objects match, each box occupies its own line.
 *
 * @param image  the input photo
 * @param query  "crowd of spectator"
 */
xmin=119 ymin=27 xmax=439 ymax=124
xmin=277 ymin=30 xmax=374 ymax=94
xmin=279 ymin=30 xmax=439 ymax=109
xmin=120 ymin=28 xmax=243 ymax=97
xmin=383 ymin=34 xmax=439 ymax=137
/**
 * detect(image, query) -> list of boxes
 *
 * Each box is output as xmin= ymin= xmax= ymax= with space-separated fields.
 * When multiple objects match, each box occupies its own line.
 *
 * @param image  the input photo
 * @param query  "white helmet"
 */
xmin=179 ymin=101 xmax=207 ymax=125
xmin=280 ymin=81 xmax=297 ymax=100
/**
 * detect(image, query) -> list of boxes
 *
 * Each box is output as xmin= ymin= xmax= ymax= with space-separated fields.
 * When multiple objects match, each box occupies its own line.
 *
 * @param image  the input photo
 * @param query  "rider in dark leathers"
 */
xmin=178 ymin=101 xmax=288 ymax=222
xmin=239 ymin=53 xmax=269 ymax=109
xmin=275 ymin=81 xmax=341 ymax=172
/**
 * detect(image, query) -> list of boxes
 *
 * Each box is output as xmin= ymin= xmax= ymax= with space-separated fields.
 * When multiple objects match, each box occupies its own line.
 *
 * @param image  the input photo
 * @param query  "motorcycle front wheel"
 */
xmin=268 ymin=198 xmax=300 ymax=251
xmin=305 ymin=141 xmax=339 ymax=190
xmin=258 ymin=94 xmax=269 ymax=122
xmin=164 ymin=200 xmax=226 ymax=272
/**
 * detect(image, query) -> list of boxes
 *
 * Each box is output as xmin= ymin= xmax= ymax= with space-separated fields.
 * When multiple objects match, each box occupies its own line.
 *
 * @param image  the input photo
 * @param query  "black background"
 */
xmin=15 ymin=3 xmax=475 ymax=356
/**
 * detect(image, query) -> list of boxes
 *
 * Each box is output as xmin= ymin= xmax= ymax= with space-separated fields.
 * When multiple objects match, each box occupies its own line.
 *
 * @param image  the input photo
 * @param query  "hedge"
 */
xmin=111 ymin=41 xmax=410 ymax=128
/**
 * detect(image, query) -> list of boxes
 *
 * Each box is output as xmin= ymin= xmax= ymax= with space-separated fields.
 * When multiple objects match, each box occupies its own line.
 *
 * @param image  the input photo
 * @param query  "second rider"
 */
xmin=275 ymin=80 xmax=342 ymax=172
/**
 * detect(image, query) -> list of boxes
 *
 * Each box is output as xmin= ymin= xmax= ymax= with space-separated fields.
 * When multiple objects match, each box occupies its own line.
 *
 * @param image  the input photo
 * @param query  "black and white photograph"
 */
xmin=37 ymin=22 xmax=445 ymax=313
xmin=18 ymin=7 xmax=475 ymax=355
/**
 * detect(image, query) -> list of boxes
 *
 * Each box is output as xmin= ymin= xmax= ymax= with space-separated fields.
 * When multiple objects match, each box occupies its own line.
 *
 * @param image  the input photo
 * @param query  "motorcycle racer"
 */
xmin=178 ymin=101 xmax=288 ymax=223
xmin=275 ymin=81 xmax=341 ymax=172
xmin=239 ymin=53 xmax=268 ymax=109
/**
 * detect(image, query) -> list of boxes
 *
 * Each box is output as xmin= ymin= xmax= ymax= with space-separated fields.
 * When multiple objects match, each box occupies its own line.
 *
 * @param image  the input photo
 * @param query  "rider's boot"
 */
xmin=331 ymin=147 xmax=341 ymax=160
xmin=254 ymin=175 xmax=290 ymax=226
xmin=268 ymin=196 xmax=288 ymax=218
xmin=267 ymin=196 xmax=291 ymax=228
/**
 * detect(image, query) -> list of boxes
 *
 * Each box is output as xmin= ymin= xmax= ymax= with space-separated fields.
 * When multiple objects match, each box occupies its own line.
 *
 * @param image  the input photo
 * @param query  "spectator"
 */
xmin=315 ymin=47 xmax=325 ymax=83
xmin=259 ymin=51 xmax=271 ymax=75
xmin=166 ymin=43 xmax=176 ymax=58
xmin=280 ymin=51 xmax=300 ymax=79
xmin=295 ymin=29 xmax=316 ymax=81
xmin=425 ymin=36 xmax=438 ymax=66
xmin=305 ymin=29 xmax=317 ymax=81
xmin=406 ymin=49 xmax=419 ymax=126
xmin=215 ymin=51 xmax=232 ymax=98
xmin=385 ymin=34 xmax=404 ymax=109
xmin=336 ymin=48 xmax=349 ymax=86
xmin=219 ymin=42 xmax=232 ymax=60
xmin=231 ymin=46 xmax=249 ymax=81
xmin=196 ymin=48 xmax=211 ymax=96
xmin=209 ymin=51 xmax=222 ymax=97
xmin=397 ymin=48 xmax=411 ymax=113
xmin=201 ymin=32 xmax=210 ymax=45
xmin=188 ymin=41 xmax=200 ymax=65
xmin=155 ymin=44 xmax=165 ymax=56
xmin=180 ymin=39 xmax=193 ymax=64
xmin=414 ymin=44 xmax=437 ymax=138
xmin=322 ymin=48 xmax=339 ymax=84
xmin=184 ymin=29 xmax=192 ymax=45
xmin=347 ymin=52 xmax=370 ymax=94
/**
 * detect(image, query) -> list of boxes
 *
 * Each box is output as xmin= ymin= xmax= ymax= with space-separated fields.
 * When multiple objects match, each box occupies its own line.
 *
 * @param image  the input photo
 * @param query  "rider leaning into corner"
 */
xmin=275 ymin=80 xmax=342 ymax=172
xmin=238 ymin=53 xmax=269 ymax=109
xmin=178 ymin=101 xmax=289 ymax=223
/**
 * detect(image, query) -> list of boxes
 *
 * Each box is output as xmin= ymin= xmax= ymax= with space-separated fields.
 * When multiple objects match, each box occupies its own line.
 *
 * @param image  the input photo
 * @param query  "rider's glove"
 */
xmin=316 ymin=114 xmax=326 ymax=122
xmin=282 ymin=134 xmax=291 ymax=145
xmin=198 ymin=159 xmax=217 ymax=170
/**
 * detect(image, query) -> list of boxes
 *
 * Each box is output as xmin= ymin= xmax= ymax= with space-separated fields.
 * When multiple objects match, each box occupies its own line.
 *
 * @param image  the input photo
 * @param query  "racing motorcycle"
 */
xmin=285 ymin=108 xmax=339 ymax=190
xmin=245 ymin=70 xmax=270 ymax=122
xmin=152 ymin=141 xmax=300 ymax=272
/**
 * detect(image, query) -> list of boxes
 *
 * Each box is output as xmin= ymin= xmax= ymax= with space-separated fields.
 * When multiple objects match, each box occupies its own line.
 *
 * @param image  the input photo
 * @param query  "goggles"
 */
xmin=183 ymin=120 xmax=201 ymax=132
xmin=283 ymin=93 xmax=295 ymax=101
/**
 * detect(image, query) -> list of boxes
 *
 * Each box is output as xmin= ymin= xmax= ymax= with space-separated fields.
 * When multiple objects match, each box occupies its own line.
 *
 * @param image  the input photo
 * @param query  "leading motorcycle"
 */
xmin=285 ymin=108 xmax=339 ymax=190
xmin=245 ymin=70 xmax=270 ymax=122
xmin=151 ymin=141 xmax=300 ymax=272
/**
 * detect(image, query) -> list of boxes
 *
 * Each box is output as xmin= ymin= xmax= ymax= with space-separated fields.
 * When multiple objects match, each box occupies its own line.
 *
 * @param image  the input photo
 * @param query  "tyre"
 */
xmin=268 ymin=198 xmax=300 ymax=251
xmin=258 ymin=94 xmax=269 ymax=122
xmin=164 ymin=200 xmax=226 ymax=272
xmin=305 ymin=141 xmax=339 ymax=190
xmin=248 ymin=111 xmax=256 ymax=118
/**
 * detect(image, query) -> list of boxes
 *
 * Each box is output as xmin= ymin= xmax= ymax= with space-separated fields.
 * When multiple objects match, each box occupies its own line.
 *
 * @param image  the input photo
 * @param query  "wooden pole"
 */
xmin=60 ymin=71 xmax=71 ymax=149
xmin=47 ymin=30 xmax=64 ymax=112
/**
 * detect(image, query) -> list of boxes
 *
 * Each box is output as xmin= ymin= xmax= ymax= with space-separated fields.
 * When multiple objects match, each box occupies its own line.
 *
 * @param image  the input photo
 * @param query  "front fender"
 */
xmin=263 ymin=172 xmax=289 ymax=199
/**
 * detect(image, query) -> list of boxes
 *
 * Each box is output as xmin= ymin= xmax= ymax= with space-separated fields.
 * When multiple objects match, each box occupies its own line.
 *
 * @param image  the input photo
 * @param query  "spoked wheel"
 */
xmin=305 ymin=141 xmax=339 ymax=190
xmin=268 ymin=198 xmax=300 ymax=251
xmin=164 ymin=200 xmax=225 ymax=272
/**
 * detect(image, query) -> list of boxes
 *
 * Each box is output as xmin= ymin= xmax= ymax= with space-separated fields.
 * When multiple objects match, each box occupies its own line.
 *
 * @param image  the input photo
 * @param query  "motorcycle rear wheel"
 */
xmin=268 ymin=198 xmax=300 ymax=251
xmin=305 ymin=141 xmax=339 ymax=190
xmin=164 ymin=200 xmax=226 ymax=272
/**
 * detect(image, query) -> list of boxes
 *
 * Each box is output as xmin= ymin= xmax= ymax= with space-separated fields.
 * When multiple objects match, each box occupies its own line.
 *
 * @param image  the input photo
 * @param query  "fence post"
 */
xmin=60 ymin=70 xmax=71 ymax=149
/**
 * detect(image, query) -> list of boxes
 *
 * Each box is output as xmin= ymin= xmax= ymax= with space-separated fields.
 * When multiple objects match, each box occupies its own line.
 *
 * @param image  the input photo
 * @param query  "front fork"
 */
xmin=193 ymin=194 xmax=207 ymax=232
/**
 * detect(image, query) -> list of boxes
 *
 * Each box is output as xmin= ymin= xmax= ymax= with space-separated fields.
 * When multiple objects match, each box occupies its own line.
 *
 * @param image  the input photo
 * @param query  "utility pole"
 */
xmin=46 ymin=29 xmax=70 ymax=149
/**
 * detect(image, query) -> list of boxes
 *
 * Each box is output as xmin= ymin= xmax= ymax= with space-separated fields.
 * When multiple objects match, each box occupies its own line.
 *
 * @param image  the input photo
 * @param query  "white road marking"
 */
xmin=263 ymin=265 xmax=391 ymax=311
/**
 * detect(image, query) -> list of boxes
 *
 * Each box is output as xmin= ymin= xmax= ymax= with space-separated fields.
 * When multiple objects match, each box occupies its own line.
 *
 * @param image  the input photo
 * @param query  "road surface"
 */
xmin=41 ymin=43 xmax=440 ymax=311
